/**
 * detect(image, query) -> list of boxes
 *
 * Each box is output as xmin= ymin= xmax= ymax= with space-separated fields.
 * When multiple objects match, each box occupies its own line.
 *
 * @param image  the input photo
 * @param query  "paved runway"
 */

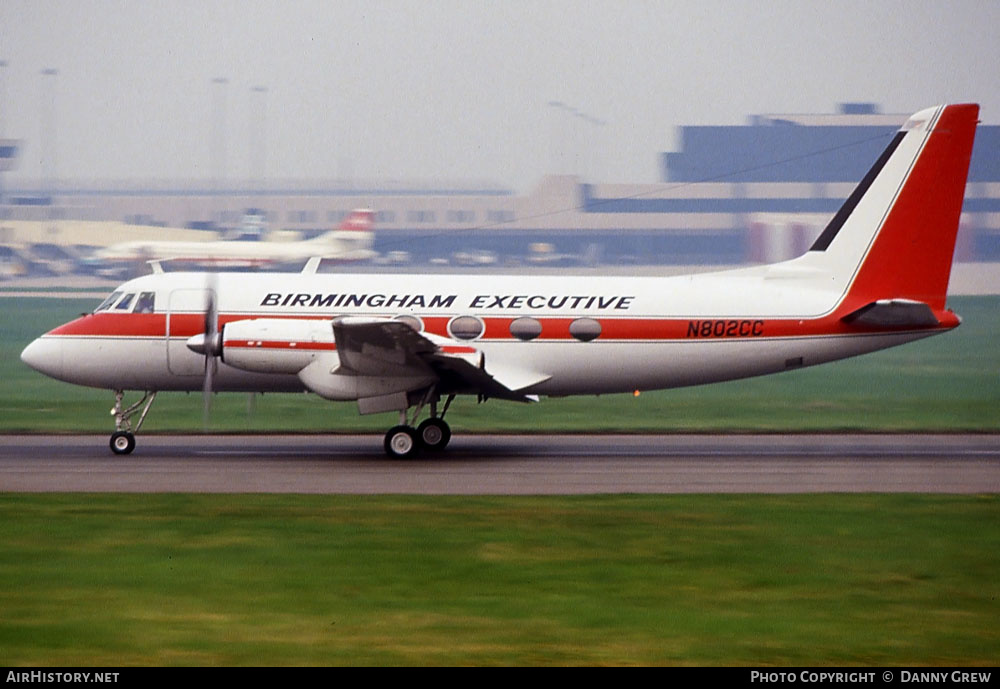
xmin=1 ymin=433 xmax=998 ymax=494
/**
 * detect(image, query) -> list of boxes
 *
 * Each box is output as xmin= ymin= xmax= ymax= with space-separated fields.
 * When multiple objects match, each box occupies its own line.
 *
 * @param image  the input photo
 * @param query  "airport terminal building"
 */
xmin=1 ymin=103 xmax=998 ymax=271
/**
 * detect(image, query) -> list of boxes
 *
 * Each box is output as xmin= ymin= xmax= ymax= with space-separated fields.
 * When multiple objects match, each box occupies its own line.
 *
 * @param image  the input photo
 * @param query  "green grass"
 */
xmin=3 ymin=295 xmax=999 ymax=433
xmin=0 ymin=493 xmax=997 ymax=666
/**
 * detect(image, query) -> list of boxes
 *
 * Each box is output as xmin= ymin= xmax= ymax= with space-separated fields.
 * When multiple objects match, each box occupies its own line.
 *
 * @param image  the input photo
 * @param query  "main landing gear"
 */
xmin=104 ymin=387 xmax=452 ymax=458
xmin=383 ymin=393 xmax=454 ymax=459
xmin=108 ymin=390 xmax=157 ymax=455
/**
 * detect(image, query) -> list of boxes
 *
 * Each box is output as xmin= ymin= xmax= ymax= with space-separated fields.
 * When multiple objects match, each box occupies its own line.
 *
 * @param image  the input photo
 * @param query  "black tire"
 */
xmin=417 ymin=418 xmax=451 ymax=451
xmin=110 ymin=431 xmax=136 ymax=455
xmin=384 ymin=425 xmax=419 ymax=459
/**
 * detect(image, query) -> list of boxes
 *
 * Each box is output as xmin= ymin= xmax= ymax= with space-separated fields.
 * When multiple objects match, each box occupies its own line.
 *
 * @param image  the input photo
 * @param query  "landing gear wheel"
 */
xmin=384 ymin=425 xmax=419 ymax=459
xmin=417 ymin=418 xmax=451 ymax=451
xmin=110 ymin=431 xmax=136 ymax=455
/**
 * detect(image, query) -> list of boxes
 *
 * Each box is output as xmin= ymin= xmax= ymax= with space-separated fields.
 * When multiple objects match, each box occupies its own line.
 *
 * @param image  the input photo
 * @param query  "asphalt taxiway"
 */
xmin=1 ymin=433 xmax=997 ymax=494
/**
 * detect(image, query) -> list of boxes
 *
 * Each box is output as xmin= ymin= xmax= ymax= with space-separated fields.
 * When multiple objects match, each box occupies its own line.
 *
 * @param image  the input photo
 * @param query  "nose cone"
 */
xmin=21 ymin=337 xmax=64 ymax=381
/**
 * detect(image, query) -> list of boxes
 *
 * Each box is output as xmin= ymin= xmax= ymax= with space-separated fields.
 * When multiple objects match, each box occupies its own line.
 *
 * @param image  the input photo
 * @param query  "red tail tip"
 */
xmin=339 ymin=209 xmax=375 ymax=232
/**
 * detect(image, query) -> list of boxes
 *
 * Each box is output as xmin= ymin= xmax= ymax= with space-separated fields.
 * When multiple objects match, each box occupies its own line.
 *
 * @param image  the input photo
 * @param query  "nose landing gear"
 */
xmin=108 ymin=390 xmax=157 ymax=455
xmin=110 ymin=430 xmax=136 ymax=455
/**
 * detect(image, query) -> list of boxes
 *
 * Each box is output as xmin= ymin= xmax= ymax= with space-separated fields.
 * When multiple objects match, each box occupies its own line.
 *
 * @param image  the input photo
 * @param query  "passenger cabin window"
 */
xmin=448 ymin=315 xmax=485 ymax=341
xmin=509 ymin=317 xmax=542 ymax=341
xmin=95 ymin=291 xmax=123 ymax=312
xmin=569 ymin=318 xmax=601 ymax=342
xmin=393 ymin=314 xmax=423 ymax=332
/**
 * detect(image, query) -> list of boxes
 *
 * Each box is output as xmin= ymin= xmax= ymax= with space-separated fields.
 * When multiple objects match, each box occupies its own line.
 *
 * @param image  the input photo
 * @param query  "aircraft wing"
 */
xmin=331 ymin=317 xmax=549 ymax=402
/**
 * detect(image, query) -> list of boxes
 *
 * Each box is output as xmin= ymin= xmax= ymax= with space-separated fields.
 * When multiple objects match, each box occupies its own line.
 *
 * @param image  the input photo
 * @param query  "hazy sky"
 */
xmin=1 ymin=0 xmax=997 ymax=190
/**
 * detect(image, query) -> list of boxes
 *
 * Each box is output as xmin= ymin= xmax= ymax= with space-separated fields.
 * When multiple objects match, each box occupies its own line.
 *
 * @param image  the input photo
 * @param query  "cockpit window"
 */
xmin=115 ymin=293 xmax=136 ymax=311
xmin=134 ymin=292 xmax=156 ymax=313
xmin=95 ymin=291 xmax=123 ymax=312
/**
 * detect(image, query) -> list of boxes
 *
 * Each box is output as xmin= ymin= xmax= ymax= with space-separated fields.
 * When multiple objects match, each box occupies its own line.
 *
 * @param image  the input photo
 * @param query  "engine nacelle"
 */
xmin=221 ymin=318 xmax=336 ymax=374
xmin=296 ymin=354 xmax=435 ymax=404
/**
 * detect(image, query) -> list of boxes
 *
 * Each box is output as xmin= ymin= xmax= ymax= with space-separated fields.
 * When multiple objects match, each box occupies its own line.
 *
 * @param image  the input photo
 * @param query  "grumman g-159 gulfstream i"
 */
xmin=21 ymin=104 xmax=979 ymax=457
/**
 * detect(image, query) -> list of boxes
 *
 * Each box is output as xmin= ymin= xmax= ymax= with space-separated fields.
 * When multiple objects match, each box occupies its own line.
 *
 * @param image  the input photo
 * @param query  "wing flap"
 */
xmin=426 ymin=348 xmax=548 ymax=402
xmin=331 ymin=317 xmax=549 ymax=401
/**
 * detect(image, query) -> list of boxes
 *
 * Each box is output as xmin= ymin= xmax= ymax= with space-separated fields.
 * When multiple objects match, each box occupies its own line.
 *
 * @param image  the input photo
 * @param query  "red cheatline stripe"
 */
xmin=225 ymin=340 xmax=337 ymax=351
xmin=46 ymin=309 xmax=959 ymax=342
xmin=440 ymin=346 xmax=477 ymax=354
xmin=49 ymin=313 xmax=167 ymax=337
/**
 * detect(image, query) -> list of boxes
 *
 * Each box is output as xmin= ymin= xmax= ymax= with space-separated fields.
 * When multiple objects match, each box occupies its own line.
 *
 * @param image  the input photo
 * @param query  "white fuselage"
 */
xmin=21 ymin=263 xmax=951 ymax=397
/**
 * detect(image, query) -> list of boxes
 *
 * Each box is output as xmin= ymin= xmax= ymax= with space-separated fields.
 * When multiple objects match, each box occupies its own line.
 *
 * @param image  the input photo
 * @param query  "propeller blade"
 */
xmin=203 ymin=353 xmax=216 ymax=430
xmin=201 ymin=274 xmax=220 ymax=431
xmin=204 ymin=288 xmax=218 ymax=344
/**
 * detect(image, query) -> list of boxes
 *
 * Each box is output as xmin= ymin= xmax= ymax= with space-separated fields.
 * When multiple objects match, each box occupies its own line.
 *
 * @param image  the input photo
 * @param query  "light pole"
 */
xmin=211 ymin=77 xmax=229 ymax=190
xmin=0 ymin=60 xmax=6 ymax=205
xmin=211 ymin=77 xmax=229 ymax=227
xmin=547 ymin=101 xmax=606 ymax=180
xmin=547 ymin=100 xmax=567 ymax=174
xmin=251 ymin=85 xmax=267 ymax=192
xmin=0 ymin=60 xmax=7 ymax=138
xmin=577 ymin=111 xmax=607 ymax=183
xmin=40 ymin=68 xmax=58 ymax=195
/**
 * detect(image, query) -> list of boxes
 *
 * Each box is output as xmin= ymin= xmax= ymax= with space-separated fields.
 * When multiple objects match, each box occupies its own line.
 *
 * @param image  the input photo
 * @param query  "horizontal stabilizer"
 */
xmin=842 ymin=299 xmax=941 ymax=328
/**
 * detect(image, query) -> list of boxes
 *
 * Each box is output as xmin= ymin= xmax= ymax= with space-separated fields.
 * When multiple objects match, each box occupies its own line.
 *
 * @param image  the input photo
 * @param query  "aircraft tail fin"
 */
xmin=802 ymin=104 xmax=979 ymax=315
xmin=337 ymin=208 xmax=375 ymax=233
xmin=312 ymin=208 xmax=376 ymax=257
